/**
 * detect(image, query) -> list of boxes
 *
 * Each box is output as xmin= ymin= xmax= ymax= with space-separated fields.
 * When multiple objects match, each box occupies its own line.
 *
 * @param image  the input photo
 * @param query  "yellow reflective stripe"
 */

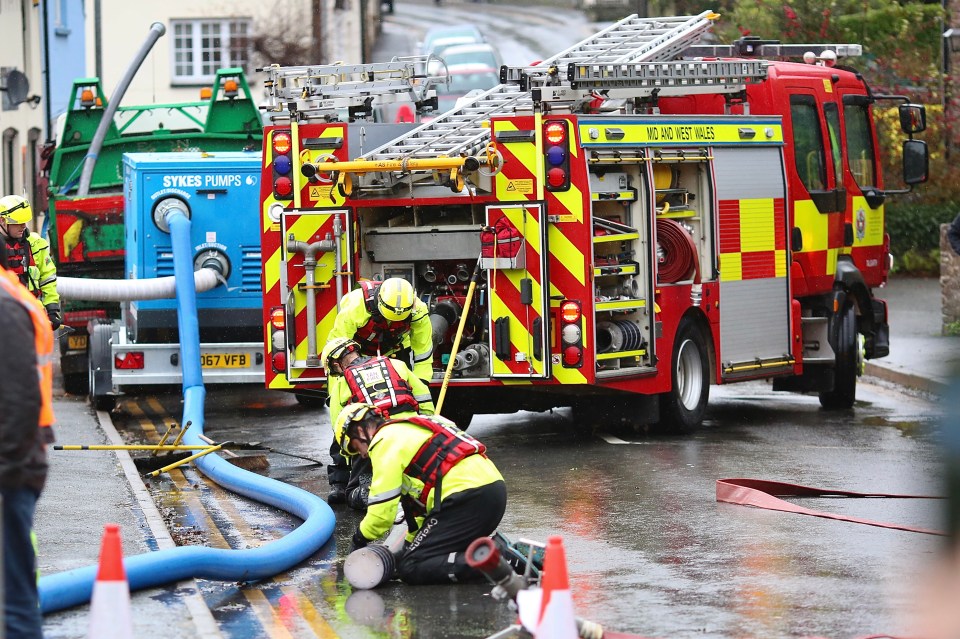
xmin=775 ymin=249 xmax=787 ymax=278
xmin=739 ymin=198 xmax=776 ymax=252
xmin=720 ymin=253 xmax=742 ymax=282
xmin=793 ymin=199 xmax=828 ymax=252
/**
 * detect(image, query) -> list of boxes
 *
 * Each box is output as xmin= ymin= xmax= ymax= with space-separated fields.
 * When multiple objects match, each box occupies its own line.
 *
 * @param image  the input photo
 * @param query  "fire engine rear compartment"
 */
xmin=281 ymin=117 xmax=796 ymax=422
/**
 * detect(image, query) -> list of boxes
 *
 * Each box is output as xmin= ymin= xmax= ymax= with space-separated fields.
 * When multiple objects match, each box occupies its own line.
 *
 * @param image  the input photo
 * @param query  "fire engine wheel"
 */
xmin=660 ymin=318 xmax=709 ymax=431
xmin=819 ymin=303 xmax=858 ymax=410
xmin=439 ymin=404 xmax=474 ymax=431
xmin=294 ymin=391 xmax=328 ymax=408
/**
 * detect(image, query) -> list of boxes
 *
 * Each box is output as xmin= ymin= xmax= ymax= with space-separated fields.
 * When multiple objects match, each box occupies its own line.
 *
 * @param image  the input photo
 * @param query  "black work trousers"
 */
xmin=397 ymin=480 xmax=507 ymax=585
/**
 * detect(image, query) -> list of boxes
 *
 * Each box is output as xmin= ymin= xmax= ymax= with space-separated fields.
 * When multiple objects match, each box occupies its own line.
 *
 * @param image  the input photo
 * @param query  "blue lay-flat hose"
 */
xmin=39 ymin=204 xmax=336 ymax=613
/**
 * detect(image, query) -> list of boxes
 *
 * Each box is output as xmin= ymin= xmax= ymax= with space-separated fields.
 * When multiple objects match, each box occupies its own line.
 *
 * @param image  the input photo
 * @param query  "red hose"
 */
xmin=656 ymin=218 xmax=700 ymax=284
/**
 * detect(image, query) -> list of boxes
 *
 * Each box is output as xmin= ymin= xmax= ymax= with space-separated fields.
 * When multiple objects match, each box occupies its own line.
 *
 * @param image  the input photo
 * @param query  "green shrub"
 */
xmin=886 ymin=202 xmax=957 ymax=258
xmin=893 ymin=247 xmax=939 ymax=276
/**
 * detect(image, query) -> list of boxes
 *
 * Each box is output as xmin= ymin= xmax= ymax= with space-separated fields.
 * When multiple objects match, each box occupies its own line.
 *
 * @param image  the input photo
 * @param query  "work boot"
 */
xmin=347 ymin=473 xmax=373 ymax=511
xmin=492 ymin=531 xmax=543 ymax=578
xmin=327 ymin=484 xmax=347 ymax=505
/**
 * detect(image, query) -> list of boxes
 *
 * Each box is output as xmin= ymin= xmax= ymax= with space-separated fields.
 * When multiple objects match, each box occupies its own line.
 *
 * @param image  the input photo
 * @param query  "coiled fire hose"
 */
xmin=656 ymin=218 xmax=701 ymax=284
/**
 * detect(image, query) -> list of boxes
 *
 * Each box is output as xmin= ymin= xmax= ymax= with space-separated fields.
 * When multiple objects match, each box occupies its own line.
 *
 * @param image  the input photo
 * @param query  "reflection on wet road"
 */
xmin=113 ymin=378 xmax=945 ymax=638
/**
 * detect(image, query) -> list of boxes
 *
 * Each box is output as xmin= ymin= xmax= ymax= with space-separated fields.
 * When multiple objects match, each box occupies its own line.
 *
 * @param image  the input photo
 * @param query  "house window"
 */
xmin=171 ymin=18 xmax=251 ymax=84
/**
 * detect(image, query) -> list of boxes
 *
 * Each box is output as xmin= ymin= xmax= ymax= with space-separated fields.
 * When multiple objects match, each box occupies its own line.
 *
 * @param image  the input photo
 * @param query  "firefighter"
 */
xmin=327 ymin=278 xmax=434 ymax=383
xmin=334 ymin=402 xmax=506 ymax=585
xmin=0 ymin=195 xmax=61 ymax=330
xmin=321 ymin=337 xmax=435 ymax=509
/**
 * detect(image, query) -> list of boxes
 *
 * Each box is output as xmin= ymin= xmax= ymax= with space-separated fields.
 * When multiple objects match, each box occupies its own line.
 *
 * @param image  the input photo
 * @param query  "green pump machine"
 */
xmin=43 ymin=68 xmax=262 ymax=394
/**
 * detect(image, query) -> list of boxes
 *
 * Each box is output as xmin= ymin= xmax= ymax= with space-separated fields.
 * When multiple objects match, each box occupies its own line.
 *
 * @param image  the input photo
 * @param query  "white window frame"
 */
xmin=170 ymin=18 xmax=252 ymax=85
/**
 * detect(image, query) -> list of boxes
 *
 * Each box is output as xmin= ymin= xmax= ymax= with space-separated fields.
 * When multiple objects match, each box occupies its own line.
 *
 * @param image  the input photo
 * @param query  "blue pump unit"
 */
xmin=123 ymin=152 xmax=262 ymax=329
xmin=88 ymin=152 xmax=265 ymax=405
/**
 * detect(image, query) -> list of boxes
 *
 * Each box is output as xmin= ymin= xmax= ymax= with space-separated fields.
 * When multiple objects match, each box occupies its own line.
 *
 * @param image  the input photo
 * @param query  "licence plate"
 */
xmin=201 ymin=353 xmax=250 ymax=369
xmin=67 ymin=335 xmax=88 ymax=350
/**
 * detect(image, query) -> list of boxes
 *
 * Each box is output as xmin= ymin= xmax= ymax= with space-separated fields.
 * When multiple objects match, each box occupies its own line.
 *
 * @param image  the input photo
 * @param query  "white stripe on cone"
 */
xmin=533 ymin=588 xmax=578 ymax=639
xmin=87 ymin=578 xmax=133 ymax=638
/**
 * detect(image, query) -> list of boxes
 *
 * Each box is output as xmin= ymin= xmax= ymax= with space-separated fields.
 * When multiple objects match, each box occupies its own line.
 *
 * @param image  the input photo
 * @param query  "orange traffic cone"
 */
xmin=534 ymin=536 xmax=578 ymax=639
xmin=87 ymin=524 xmax=133 ymax=639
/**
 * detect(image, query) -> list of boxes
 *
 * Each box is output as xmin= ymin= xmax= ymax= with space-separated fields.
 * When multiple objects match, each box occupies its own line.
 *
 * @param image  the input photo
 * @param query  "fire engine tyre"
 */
xmin=660 ymin=318 xmax=709 ymax=432
xmin=819 ymin=303 xmax=858 ymax=410
xmin=294 ymin=392 xmax=328 ymax=408
xmin=88 ymin=321 xmax=116 ymax=412
xmin=63 ymin=371 xmax=88 ymax=396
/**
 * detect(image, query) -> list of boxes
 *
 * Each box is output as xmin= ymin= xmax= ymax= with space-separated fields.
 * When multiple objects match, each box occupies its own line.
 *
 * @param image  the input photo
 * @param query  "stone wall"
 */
xmin=941 ymin=222 xmax=960 ymax=333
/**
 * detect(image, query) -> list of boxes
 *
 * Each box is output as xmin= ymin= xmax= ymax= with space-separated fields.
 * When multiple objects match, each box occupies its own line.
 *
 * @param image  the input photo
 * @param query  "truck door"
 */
xmin=281 ymin=208 xmax=352 ymax=383
xmin=714 ymin=146 xmax=794 ymax=379
xmin=484 ymin=203 xmax=551 ymax=379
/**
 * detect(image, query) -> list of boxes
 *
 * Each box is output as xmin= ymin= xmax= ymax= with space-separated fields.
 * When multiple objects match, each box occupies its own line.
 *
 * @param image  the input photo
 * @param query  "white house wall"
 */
xmin=83 ymin=0 xmax=367 ymax=106
xmin=0 ymin=0 xmax=44 ymax=206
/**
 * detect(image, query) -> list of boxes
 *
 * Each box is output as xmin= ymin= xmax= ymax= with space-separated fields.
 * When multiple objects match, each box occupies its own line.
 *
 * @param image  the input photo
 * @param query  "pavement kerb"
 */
xmin=863 ymin=362 xmax=946 ymax=396
xmin=97 ymin=408 xmax=223 ymax=639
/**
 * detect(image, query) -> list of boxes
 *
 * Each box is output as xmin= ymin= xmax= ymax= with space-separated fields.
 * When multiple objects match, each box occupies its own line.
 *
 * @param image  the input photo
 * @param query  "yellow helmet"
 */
xmin=321 ymin=337 xmax=360 ymax=374
xmin=333 ymin=402 xmax=380 ymax=456
xmin=0 ymin=195 xmax=32 ymax=225
xmin=377 ymin=278 xmax=415 ymax=322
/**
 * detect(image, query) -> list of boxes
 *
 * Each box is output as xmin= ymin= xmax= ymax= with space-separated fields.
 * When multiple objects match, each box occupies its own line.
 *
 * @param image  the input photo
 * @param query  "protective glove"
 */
xmin=45 ymin=303 xmax=62 ymax=330
xmin=350 ymin=528 xmax=369 ymax=552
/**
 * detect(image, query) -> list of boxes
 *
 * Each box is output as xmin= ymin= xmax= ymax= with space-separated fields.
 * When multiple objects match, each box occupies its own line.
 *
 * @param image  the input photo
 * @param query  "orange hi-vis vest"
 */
xmin=0 ymin=269 xmax=54 ymax=428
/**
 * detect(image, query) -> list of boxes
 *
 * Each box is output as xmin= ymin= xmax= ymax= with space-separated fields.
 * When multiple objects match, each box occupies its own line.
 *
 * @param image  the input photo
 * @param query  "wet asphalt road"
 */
xmin=105 ymin=375 xmax=946 ymax=639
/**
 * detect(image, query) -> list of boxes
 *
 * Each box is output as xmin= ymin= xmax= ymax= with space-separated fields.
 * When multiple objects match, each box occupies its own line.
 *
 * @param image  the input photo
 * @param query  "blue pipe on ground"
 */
xmin=39 ymin=205 xmax=336 ymax=613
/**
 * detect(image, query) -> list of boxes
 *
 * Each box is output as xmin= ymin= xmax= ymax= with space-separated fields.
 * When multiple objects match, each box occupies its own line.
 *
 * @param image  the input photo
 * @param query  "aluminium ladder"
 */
xmin=259 ymin=57 xmax=447 ymax=122
xmin=356 ymin=11 xmax=721 ymax=187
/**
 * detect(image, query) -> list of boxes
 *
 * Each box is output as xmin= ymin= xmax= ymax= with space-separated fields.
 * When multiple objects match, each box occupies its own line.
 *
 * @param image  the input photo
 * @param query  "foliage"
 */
xmin=712 ymin=3 xmax=949 ymax=192
xmin=886 ymin=201 xmax=957 ymax=274
xmin=945 ymin=320 xmax=960 ymax=337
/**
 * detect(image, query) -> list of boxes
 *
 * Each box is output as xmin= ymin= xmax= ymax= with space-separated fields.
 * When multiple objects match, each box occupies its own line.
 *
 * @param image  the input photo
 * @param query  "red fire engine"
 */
xmin=257 ymin=11 xmax=928 ymax=430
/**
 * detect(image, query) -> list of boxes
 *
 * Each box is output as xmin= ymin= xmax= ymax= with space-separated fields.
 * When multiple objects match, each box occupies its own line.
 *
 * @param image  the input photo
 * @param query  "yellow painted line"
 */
xmin=132 ymin=397 xmax=338 ymax=639
xmin=280 ymin=588 xmax=341 ymax=638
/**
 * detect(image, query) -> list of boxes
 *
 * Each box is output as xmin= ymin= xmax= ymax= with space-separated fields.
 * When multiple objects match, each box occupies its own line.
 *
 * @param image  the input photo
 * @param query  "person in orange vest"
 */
xmin=0 ymin=239 xmax=55 ymax=638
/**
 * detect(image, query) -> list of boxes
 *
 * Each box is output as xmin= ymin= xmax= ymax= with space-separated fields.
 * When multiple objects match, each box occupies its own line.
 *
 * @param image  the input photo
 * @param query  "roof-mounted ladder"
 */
xmin=356 ymin=11 xmax=719 ymax=186
xmin=259 ymin=57 xmax=446 ymax=122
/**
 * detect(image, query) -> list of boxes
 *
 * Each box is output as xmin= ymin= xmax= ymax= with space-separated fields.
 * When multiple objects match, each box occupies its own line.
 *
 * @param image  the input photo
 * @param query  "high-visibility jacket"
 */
xmin=0 ymin=269 xmax=55 ymax=431
xmin=327 ymin=355 xmax=434 ymax=429
xmin=328 ymin=282 xmax=433 ymax=382
xmin=359 ymin=415 xmax=501 ymax=542
xmin=5 ymin=234 xmax=60 ymax=307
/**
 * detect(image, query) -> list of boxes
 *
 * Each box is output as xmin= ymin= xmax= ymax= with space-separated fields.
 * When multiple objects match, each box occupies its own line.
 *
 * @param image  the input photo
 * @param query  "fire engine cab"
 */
xmin=258 ymin=11 xmax=928 ymax=429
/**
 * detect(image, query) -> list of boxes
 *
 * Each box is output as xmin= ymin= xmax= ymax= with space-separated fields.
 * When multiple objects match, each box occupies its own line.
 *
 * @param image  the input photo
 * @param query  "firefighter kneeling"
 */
xmin=335 ymin=402 xmax=506 ymax=585
xmin=322 ymin=337 xmax=435 ymax=509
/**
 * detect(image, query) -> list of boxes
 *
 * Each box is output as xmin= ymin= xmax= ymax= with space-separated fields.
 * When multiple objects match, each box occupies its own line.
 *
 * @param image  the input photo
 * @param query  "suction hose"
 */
xmin=39 ymin=203 xmax=336 ymax=613
xmin=56 ymin=270 xmax=221 ymax=301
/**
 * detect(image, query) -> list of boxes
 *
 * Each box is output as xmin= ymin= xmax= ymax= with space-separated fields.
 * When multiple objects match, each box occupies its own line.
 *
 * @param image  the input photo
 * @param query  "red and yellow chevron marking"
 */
xmin=488 ymin=115 xmax=593 ymax=385
xmin=297 ymin=123 xmax=348 ymax=208
xmin=718 ymin=197 xmax=787 ymax=282
xmin=487 ymin=206 xmax=547 ymax=378
xmin=282 ymin=212 xmax=348 ymax=384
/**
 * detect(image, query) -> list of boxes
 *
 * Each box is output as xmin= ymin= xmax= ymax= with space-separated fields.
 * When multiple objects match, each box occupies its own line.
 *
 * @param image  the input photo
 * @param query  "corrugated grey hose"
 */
xmin=56 ymin=269 xmax=222 ymax=301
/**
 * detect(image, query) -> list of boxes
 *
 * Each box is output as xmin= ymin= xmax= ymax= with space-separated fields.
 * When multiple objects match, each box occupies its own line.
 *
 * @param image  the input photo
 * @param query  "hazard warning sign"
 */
xmin=309 ymin=185 xmax=333 ymax=201
xmin=505 ymin=179 xmax=533 ymax=194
